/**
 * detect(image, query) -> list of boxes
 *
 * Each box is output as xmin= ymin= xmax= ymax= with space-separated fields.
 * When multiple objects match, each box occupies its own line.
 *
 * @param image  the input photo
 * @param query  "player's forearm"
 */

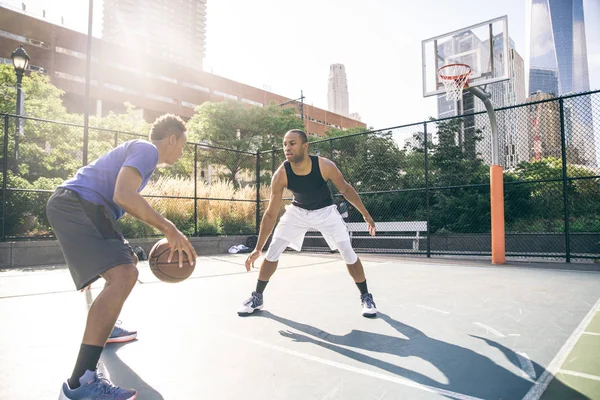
xmin=114 ymin=192 xmax=176 ymax=234
xmin=256 ymin=213 xmax=277 ymax=251
xmin=341 ymin=187 xmax=371 ymax=218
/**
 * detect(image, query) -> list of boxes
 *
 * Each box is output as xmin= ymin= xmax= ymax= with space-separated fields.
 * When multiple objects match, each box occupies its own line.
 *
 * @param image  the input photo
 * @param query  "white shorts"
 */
xmin=272 ymin=204 xmax=350 ymax=251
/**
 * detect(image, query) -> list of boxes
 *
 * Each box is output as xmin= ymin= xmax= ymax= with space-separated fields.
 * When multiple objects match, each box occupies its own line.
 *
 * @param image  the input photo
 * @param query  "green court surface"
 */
xmin=543 ymin=311 xmax=600 ymax=400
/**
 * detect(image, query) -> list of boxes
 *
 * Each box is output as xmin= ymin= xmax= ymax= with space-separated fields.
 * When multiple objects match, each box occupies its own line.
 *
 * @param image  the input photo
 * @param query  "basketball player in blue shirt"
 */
xmin=47 ymin=114 xmax=197 ymax=400
xmin=239 ymin=129 xmax=377 ymax=318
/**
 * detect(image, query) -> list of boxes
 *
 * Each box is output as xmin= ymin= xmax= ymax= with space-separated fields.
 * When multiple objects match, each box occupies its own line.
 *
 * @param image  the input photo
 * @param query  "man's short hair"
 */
xmin=286 ymin=129 xmax=308 ymax=143
xmin=149 ymin=114 xmax=186 ymax=141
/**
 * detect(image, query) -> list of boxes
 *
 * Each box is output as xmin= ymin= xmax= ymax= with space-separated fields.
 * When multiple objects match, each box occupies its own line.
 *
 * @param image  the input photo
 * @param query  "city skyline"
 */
xmin=0 ymin=0 xmax=599 ymax=133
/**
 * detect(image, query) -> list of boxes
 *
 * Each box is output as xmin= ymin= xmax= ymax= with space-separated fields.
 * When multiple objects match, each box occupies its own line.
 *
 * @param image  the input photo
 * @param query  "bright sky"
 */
xmin=2 ymin=0 xmax=600 ymax=131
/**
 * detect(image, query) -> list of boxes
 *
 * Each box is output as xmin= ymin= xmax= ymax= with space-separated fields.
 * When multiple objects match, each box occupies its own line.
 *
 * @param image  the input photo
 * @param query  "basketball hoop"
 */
xmin=437 ymin=64 xmax=472 ymax=101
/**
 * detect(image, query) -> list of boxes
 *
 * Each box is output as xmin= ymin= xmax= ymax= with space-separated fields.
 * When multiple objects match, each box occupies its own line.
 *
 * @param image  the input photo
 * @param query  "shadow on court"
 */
xmin=101 ymin=341 xmax=164 ymax=400
xmin=253 ymin=311 xmax=589 ymax=400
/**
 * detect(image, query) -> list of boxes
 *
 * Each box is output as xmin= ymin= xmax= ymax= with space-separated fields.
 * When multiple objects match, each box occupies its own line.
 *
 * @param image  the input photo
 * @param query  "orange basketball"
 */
xmin=148 ymin=238 xmax=195 ymax=283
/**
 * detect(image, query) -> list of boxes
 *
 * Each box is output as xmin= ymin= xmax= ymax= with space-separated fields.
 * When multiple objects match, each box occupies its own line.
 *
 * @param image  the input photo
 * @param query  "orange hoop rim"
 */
xmin=437 ymin=63 xmax=472 ymax=81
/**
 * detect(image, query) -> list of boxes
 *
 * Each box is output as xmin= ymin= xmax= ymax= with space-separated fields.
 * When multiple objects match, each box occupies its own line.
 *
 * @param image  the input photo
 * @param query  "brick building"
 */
xmin=0 ymin=6 xmax=365 ymax=136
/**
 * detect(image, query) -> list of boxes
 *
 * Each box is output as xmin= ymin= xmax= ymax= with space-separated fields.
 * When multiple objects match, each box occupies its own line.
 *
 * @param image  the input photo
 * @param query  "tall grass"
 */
xmin=118 ymin=176 xmax=271 ymax=238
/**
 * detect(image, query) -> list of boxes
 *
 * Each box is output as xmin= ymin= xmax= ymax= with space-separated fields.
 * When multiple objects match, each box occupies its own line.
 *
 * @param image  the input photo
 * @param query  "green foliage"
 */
xmin=3 ymin=172 xmax=63 ymax=236
xmin=117 ymin=215 xmax=160 ymax=238
xmin=186 ymin=101 xmax=302 ymax=186
xmin=321 ymin=127 xmax=404 ymax=192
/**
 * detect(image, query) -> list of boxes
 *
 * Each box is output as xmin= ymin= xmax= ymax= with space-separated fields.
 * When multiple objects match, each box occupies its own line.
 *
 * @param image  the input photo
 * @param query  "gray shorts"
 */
xmin=46 ymin=188 xmax=135 ymax=290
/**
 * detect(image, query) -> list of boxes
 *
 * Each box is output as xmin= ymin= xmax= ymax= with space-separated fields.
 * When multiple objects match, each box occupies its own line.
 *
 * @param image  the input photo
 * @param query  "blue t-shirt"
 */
xmin=61 ymin=140 xmax=159 ymax=220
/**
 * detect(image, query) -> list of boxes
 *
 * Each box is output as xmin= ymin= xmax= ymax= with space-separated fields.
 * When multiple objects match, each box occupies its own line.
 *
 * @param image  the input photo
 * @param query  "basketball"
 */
xmin=148 ymin=238 xmax=195 ymax=283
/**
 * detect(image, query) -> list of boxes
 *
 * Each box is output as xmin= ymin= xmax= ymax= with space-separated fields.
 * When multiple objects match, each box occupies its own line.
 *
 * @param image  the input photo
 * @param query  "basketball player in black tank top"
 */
xmin=238 ymin=129 xmax=377 ymax=317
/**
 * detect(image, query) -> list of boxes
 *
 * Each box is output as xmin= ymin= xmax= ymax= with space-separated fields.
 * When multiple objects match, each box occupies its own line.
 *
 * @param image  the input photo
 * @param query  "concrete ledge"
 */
xmin=0 ymin=236 xmax=252 ymax=269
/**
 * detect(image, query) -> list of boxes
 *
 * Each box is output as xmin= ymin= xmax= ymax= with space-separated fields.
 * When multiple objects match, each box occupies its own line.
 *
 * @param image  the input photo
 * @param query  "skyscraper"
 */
xmin=529 ymin=0 xmax=590 ymax=95
xmin=328 ymin=64 xmax=349 ymax=117
xmin=103 ymin=0 xmax=207 ymax=70
xmin=529 ymin=0 xmax=596 ymax=167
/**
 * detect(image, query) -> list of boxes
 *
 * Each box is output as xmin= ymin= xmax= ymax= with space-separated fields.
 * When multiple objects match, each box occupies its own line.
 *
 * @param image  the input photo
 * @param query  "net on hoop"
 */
xmin=437 ymin=64 xmax=472 ymax=101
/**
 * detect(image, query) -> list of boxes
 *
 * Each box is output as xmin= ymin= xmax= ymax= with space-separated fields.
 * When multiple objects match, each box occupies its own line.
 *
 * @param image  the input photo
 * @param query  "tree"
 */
xmin=186 ymin=100 xmax=303 ymax=186
xmin=320 ymin=126 xmax=404 ymax=192
xmin=425 ymin=118 xmax=490 ymax=233
xmin=505 ymin=157 xmax=600 ymax=230
xmin=0 ymin=64 xmax=83 ymax=181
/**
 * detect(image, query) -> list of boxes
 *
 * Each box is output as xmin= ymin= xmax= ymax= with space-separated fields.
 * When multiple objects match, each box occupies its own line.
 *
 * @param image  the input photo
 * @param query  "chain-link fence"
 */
xmin=2 ymin=90 xmax=599 ymax=262
xmin=260 ymin=90 xmax=600 ymax=262
xmin=0 ymin=114 xmax=259 ymax=241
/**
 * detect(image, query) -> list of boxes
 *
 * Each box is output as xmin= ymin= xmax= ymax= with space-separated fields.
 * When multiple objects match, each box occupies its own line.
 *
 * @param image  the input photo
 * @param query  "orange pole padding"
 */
xmin=490 ymin=165 xmax=505 ymax=264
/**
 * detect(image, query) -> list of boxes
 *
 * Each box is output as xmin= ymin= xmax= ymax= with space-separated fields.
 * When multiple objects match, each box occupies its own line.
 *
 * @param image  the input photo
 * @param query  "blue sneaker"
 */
xmin=237 ymin=291 xmax=264 ymax=316
xmin=107 ymin=321 xmax=137 ymax=344
xmin=58 ymin=369 xmax=136 ymax=399
xmin=361 ymin=293 xmax=377 ymax=318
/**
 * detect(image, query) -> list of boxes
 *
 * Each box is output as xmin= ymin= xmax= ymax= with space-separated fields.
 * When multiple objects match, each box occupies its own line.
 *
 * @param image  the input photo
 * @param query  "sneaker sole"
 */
xmin=362 ymin=311 xmax=377 ymax=318
xmin=106 ymin=333 xmax=137 ymax=343
xmin=59 ymin=389 xmax=137 ymax=400
xmin=237 ymin=304 xmax=264 ymax=316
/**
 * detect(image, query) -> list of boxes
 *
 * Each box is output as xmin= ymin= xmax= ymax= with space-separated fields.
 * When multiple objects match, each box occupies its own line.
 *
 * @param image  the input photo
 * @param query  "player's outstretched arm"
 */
xmin=319 ymin=157 xmax=376 ymax=237
xmin=114 ymin=166 xmax=197 ymax=267
xmin=245 ymin=166 xmax=286 ymax=271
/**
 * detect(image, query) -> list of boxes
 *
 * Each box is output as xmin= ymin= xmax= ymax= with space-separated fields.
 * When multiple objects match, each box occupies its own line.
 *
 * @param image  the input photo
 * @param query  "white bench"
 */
xmin=307 ymin=221 xmax=428 ymax=251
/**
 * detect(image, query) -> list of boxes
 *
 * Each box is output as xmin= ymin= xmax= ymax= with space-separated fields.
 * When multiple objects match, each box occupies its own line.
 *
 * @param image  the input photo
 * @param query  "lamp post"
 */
xmin=11 ymin=45 xmax=30 ymax=168
xmin=279 ymin=90 xmax=305 ymax=127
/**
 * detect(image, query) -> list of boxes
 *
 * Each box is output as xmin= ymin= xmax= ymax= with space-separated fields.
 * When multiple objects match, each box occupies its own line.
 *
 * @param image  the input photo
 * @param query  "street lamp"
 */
xmin=11 ymin=45 xmax=30 ymax=166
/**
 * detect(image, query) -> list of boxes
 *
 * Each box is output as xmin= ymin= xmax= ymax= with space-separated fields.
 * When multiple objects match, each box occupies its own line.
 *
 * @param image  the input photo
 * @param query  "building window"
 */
xmin=241 ymin=98 xmax=264 ymax=107
xmin=146 ymin=71 xmax=178 ymax=84
xmin=56 ymin=71 xmax=85 ymax=83
xmin=214 ymin=90 xmax=237 ymax=100
xmin=104 ymin=83 xmax=139 ymax=95
xmin=146 ymin=93 xmax=177 ymax=104
xmin=55 ymin=71 xmax=97 ymax=85
xmin=182 ymin=101 xmax=198 ymax=109
xmin=0 ymin=30 xmax=49 ymax=49
xmin=55 ymin=46 xmax=86 ymax=59
xmin=182 ymin=82 xmax=210 ymax=92
xmin=104 ymin=61 xmax=140 ymax=75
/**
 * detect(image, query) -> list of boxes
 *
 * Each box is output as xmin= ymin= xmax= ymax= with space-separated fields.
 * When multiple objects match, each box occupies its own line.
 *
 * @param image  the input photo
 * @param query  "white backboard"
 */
xmin=422 ymin=15 xmax=510 ymax=97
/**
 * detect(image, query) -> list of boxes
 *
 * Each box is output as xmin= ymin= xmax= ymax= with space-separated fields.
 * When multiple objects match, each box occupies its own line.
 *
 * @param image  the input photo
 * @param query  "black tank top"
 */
xmin=284 ymin=155 xmax=333 ymax=210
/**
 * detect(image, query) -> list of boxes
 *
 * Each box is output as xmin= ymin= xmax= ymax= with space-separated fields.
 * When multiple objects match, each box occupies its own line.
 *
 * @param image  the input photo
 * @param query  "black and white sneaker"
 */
xmin=361 ymin=293 xmax=377 ymax=318
xmin=237 ymin=291 xmax=264 ymax=316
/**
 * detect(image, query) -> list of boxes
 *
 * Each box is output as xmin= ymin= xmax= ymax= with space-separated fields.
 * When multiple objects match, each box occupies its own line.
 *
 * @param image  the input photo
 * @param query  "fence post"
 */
xmin=194 ymin=144 xmax=198 ymax=237
xmin=256 ymin=151 xmax=261 ymax=236
xmin=271 ymin=145 xmax=276 ymax=175
xmin=329 ymin=138 xmax=333 ymax=160
xmin=113 ymin=131 xmax=118 ymax=148
xmin=424 ymin=122 xmax=431 ymax=258
xmin=2 ymin=116 xmax=9 ymax=242
xmin=559 ymin=98 xmax=571 ymax=263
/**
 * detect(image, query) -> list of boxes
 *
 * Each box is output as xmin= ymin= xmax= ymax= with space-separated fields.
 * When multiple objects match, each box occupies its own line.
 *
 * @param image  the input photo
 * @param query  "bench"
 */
xmin=307 ymin=221 xmax=428 ymax=251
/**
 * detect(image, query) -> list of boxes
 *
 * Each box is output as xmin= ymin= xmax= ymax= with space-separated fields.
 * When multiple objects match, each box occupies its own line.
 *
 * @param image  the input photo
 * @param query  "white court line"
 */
xmin=582 ymin=331 xmax=600 ymax=337
xmin=516 ymin=352 xmax=537 ymax=380
xmin=222 ymin=331 xmax=484 ymax=400
xmin=523 ymin=297 xmax=600 ymax=400
xmin=558 ymin=369 xmax=600 ymax=382
xmin=473 ymin=322 xmax=505 ymax=338
xmin=508 ymin=334 xmax=521 ymax=337
xmin=417 ymin=305 xmax=450 ymax=314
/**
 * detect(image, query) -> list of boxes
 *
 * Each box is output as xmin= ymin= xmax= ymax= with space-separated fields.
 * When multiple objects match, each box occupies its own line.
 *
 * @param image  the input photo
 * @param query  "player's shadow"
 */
xmin=256 ymin=311 xmax=589 ymax=400
xmin=100 ymin=341 xmax=165 ymax=400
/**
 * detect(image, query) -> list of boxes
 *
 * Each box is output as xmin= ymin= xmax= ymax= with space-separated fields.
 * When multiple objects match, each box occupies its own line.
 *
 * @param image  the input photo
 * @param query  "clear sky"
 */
xmin=2 ymin=0 xmax=599 ymax=130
